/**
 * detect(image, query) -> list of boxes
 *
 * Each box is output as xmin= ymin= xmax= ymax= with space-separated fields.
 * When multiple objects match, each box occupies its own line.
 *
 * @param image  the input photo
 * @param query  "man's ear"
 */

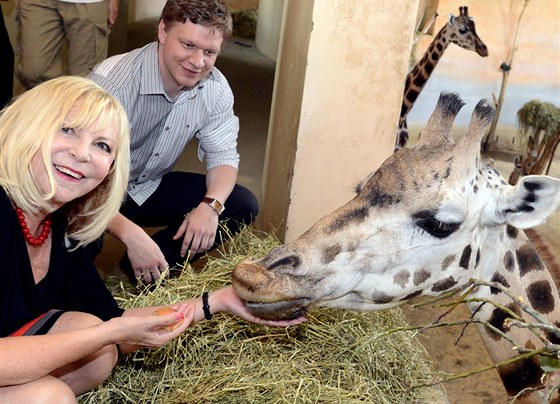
xmin=497 ymin=175 xmax=560 ymax=229
xmin=157 ymin=20 xmax=167 ymax=44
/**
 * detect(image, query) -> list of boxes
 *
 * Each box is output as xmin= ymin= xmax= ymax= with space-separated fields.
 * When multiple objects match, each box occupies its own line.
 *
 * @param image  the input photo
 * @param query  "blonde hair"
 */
xmin=0 ymin=76 xmax=130 ymax=248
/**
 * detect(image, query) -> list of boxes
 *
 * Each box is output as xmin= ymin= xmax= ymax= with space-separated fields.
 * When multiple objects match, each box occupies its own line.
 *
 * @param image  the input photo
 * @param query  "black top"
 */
xmin=0 ymin=188 xmax=124 ymax=337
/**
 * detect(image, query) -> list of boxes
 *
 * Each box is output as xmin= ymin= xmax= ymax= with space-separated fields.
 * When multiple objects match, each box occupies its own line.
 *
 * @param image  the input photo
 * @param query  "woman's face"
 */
xmin=31 ymin=105 xmax=118 ymax=210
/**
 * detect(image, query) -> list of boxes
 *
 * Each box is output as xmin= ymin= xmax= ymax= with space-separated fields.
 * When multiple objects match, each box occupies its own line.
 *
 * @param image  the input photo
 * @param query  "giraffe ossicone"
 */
xmin=232 ymin=92 xmax=560 ymax=399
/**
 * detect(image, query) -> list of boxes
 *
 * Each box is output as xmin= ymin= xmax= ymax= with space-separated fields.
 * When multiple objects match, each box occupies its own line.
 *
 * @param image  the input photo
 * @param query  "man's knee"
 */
xmin=233 ymin=185 xmax=259 ymax=221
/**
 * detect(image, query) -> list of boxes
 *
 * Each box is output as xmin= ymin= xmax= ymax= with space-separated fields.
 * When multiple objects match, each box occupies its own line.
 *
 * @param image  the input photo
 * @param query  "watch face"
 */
xmin=213 ymin=201 xmax=225 ymax=214
xmin=203 ymin=197 xmax=224 ymax=214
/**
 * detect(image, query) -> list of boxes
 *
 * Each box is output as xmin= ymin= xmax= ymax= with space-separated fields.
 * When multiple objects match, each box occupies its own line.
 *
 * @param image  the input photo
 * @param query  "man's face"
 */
xmin=157 ymin=19 xmax=224 ymax=96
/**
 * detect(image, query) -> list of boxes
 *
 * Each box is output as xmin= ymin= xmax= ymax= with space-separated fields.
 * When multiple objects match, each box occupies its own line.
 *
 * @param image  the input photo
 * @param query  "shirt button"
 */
xmin=165 ymin=127 xmax=170 ymax=130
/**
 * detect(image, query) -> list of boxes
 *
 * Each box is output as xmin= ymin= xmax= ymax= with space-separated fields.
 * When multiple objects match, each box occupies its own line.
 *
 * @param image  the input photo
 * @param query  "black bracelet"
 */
xmin=202 ymin=291 xmax=213 ymax=320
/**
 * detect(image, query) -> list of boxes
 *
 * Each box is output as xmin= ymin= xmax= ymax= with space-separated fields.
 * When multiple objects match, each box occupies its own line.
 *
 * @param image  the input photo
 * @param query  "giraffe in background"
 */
xmin=233 ymin=93 xmax=560 ymax=401
xmin=396 ymin=6 xmax=488 ymax=149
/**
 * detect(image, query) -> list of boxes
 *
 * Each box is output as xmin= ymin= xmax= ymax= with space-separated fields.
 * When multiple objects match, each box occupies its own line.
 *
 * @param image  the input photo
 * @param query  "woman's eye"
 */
xmin=417 ymin=218 xmax=461 ymax=239
xmin=96 ymin=142 xmax=112 ymax=153
xmin=61 ymin=127 xmax=75 ymax=135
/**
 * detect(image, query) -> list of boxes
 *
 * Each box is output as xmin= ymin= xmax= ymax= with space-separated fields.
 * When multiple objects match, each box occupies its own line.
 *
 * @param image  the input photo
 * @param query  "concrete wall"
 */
xmin=261 ymin=0 xmax=418 ymax=241
xmin=254 ymin=0 xmax=284 ymax=61
xmin=129 ymin=0 xmax=258 ymax=22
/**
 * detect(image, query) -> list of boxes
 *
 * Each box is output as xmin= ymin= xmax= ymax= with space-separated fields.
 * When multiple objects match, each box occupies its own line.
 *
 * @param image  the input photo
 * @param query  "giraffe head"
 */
xmin=446 ymin=6 xmax=488 ymax=57
xmin=232 ymin=93 xmax=560 ymax=321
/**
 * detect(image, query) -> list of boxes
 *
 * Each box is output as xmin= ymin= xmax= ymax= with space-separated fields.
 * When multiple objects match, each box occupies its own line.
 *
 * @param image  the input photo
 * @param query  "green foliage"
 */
xmin=517 ymin=100 xmax=560 ymax=139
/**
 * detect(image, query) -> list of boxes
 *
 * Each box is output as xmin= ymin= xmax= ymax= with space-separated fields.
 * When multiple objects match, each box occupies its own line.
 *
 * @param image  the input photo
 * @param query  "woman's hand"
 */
xmin=210 ymin=287 xmax=306 ymax=327
xmin=115 ymin=306 xmax=195 ymax=351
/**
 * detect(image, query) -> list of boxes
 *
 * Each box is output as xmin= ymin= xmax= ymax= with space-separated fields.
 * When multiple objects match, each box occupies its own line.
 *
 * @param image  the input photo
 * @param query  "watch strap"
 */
xmin=201 ymin=197 xmax=225 ymax=215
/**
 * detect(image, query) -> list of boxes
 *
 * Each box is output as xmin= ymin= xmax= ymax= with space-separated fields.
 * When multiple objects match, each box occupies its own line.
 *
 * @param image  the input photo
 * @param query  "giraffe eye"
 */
xmin=417 ymin=218 xmax=461 ymax=239
xmin=458 ymin=27 xmax=468 ymax=35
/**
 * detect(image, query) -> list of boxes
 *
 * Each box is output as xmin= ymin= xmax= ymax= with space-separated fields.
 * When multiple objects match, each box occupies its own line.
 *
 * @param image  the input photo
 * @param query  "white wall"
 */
xmin=128 ymin=0 xmax=166 ymax=23
xmin=254 ymin=0 xmax=284 ymax=61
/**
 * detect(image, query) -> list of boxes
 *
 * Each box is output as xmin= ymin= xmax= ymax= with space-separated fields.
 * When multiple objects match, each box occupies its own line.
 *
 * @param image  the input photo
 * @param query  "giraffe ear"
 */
xmin=498 ymin=176 xmax=560 ymax=229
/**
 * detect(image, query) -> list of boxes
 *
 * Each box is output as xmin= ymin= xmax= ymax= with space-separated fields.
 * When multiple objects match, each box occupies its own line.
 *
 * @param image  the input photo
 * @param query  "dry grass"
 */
xmin=79 ymin=228 xmax=441 ymax=403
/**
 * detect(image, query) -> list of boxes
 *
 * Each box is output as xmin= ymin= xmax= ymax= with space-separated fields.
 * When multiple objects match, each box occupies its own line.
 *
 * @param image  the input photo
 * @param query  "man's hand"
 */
xmin=173 ymin=203 xmax=218 ymax=258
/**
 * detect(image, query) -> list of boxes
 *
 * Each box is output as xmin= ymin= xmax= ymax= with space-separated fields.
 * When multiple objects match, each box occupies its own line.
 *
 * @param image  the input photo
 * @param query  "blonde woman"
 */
xmin=0 ymin=76 xmax=303 ymax=402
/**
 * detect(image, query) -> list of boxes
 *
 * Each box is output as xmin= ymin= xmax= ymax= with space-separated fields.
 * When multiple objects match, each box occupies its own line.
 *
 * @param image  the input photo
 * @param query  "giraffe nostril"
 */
xmin=268 ymin=255 xmax=301 ymax=270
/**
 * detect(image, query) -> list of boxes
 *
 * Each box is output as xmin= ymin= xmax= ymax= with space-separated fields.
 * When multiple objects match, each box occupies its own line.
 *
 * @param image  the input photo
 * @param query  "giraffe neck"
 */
xmin=400 ymin=25 xmax=452 ymax=123
xmin=468 ymin=225 xmax=560 ymax=397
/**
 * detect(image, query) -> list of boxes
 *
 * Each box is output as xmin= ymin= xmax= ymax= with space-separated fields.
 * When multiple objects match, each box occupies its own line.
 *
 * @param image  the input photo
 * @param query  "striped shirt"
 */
xmin=89 ymin=42 xmax=240 ymax=205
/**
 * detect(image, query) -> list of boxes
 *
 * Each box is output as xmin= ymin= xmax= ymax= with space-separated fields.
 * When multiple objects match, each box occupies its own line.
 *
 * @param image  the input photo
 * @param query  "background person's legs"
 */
xmin=60 ymin=1 xmax=109 ymax=76
xmin=0 ymin=5 xmax=14 ymax=108
xmin=16 ymin=0 xmax=64 ymax=88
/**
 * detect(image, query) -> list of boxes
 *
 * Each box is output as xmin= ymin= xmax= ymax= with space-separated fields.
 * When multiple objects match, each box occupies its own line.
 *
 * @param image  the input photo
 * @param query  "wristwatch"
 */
xmin=202 ymin=197 xmax=225 ymax=215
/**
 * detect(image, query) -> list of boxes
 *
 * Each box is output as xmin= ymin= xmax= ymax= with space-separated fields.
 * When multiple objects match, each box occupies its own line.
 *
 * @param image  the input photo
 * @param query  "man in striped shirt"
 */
xmin=89 ymin=0 xmax=258 ymax=284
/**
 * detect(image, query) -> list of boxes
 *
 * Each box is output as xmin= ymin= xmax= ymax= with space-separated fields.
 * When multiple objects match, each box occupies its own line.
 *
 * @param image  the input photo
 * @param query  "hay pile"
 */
xmin=79 ymin=228 xmax=441 ymax=403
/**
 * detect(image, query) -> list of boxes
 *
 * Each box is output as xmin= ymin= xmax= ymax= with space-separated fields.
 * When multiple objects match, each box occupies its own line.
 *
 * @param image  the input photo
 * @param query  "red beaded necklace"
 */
xmin=15 ymin=206 xmax=52 ymax=247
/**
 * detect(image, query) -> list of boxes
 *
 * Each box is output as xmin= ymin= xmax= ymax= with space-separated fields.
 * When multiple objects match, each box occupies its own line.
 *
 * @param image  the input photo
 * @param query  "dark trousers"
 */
xmin=1 ymin=6 xmax=14 ymax=109
xmin=120 ymin=172 xmax=259 ymax=268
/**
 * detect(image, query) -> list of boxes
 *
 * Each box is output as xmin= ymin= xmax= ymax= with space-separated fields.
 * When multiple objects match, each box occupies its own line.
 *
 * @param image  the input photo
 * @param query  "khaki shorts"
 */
xmin=15 ymin=0 xmax=109 ymax=88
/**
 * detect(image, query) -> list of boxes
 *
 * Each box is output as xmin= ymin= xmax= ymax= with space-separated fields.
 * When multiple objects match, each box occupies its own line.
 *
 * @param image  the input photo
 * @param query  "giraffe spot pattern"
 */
xmin=408 ymin=88 xmax=420 ymax=103
xmin=325 ymin=206 xmax=369 ymax=234
xmin=489 ymin=272 xmax=510 ymax=294
xmin=371 ymin=291 xmax=395 ymax=304
xmin=459 ymin=245 xmax=472 ymax=269
xmin=431 ymin=276 xmax=458 ymax=292
xmin=321 ymin=243 xmax=342 ymax=264
xmin=516 ymin=243 xmax=545 ymax=277
xmin=526 ymin=280 xmax=555 ymax=314
xmin=545 ymin=322 xmax=560 ymax=344
xmin=503 ymin=250 xmax=515 ymax=272
xmin=401 ymin=290 xmax=422 ymax=301
xmin=425 ymin=62 xmax=435 ymax=75
xmin=363 ymin=187 xmax=402 ymax=208
xmin=475 ymin=248 xmax=480 ymax=267
xmin=497 ymin=356 xmax=543 ymax=396
xmin=441 ymin=255 xmax=455 ymax=271
xmin=412 ymin=75 xmax=424 ymax=88
xmin=506 ymin=225 xmax=519 ymax=239
xmin=393 ymin=270 xmax=410 ymax=288
xmin=413 ymin=269 xmax=431 ymax=286
xmin=486 ymin=303 xmax=522 ymax=341
xmin=346 ymin=240 xmax=359 ymax=253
